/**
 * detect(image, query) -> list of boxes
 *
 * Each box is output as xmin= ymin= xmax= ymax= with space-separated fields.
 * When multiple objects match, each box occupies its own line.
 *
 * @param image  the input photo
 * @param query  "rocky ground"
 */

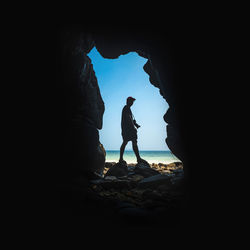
xmin=89 ymin=160 xmax=186 ymax=225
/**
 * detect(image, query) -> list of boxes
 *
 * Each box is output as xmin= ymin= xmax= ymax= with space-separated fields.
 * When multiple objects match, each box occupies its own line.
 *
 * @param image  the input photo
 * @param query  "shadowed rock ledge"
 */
xmin=89 ymin=161 xmax=185 ymax=225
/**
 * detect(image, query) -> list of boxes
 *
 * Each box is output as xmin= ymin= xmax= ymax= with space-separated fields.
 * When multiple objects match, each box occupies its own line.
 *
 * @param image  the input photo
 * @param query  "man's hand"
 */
xmin=133 ymin=119 xmax=141 ymax=129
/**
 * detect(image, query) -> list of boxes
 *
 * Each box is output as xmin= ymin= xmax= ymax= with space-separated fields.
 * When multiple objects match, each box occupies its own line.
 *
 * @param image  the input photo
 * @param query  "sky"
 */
xmin=88 ymin=47 xmax=169 ymax=151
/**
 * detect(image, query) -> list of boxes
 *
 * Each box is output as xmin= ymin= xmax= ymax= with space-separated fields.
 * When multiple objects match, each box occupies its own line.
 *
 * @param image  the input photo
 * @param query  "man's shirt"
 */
xmin=121 ymin=105 xmax=135 ymax=132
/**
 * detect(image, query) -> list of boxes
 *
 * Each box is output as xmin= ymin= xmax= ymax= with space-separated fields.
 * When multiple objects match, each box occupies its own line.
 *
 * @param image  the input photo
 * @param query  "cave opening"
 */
xmin=56 ymin=28 xmax=187 ymax=228
xmin=88 ymin=46 xmax=181 ymax=165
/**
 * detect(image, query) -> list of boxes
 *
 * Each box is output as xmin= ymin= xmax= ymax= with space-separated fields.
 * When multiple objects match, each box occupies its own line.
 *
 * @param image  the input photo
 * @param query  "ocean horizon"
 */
xmin=105 ymin=150 xmax=181 ymax=164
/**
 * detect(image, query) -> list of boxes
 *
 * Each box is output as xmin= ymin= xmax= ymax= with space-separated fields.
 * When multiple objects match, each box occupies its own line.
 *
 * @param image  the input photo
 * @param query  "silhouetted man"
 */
xmin=119 ymin=97 xmax=145 ymax=163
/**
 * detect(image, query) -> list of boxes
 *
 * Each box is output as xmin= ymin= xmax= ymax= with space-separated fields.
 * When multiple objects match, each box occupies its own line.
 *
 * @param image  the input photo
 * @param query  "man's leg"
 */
xmin=132 ymin=139 xmax=142 ymax=162
xmin=119 ymin=140 xmax=128 ymax=162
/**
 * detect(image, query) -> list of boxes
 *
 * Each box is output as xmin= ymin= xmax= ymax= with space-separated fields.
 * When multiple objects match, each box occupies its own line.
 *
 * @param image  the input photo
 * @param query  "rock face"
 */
xmin=57 ymin=30 xmax=106 ymax=187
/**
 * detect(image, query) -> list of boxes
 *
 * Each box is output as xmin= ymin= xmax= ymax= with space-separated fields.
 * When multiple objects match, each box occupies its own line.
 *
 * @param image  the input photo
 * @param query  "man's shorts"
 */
xmin=122 ymin=128 xmax=137 ymax=142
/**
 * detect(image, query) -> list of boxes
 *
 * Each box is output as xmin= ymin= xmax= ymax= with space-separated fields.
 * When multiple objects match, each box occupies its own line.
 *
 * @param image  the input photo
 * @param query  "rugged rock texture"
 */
xmin=56 ymin=30 xmax=106 ymax=192
xmin=90 ymin=161 xmax=185 ymax=225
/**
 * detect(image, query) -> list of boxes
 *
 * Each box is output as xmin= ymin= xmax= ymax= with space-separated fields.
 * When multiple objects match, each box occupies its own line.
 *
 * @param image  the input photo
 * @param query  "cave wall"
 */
xmin=56 ymin=29 xmax=106 ymax=192
xmin=56 ymin=26 xmax=189 ymax=202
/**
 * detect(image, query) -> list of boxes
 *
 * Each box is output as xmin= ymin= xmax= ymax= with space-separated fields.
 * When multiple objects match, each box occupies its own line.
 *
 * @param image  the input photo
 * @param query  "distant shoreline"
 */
xmin=105 ymin=161 xmax=182 ymax=165
xmin=105 ymin=150 xmax=172 ymax=152
xmin=105 ymin=150 xmax=180 ymax=164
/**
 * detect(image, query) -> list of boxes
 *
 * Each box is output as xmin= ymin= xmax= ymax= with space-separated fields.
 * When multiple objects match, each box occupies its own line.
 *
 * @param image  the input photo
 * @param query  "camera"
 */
xmin=133 ymin=119 xmax=141 ymax=129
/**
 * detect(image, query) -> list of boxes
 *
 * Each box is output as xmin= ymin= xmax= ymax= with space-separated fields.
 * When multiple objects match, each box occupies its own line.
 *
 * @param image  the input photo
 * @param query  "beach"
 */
xmin=105 ymin=150 xmax=181 ymax=164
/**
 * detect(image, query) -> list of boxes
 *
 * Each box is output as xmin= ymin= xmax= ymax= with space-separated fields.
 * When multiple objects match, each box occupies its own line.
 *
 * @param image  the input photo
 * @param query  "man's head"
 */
xmin=127 ymin=96 xmax=136 ymax=106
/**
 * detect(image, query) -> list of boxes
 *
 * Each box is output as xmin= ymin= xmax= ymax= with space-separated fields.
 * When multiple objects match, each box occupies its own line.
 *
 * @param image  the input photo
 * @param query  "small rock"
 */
xmin=127 ymin=165 xmax=135 ymax=172
xmin=158 ymin=163 xmax=166 ymax=167
xmin=105 ymin=176 xmax=118 ymax=181
xmin=130 ymin=174 xmax=144 ymax=182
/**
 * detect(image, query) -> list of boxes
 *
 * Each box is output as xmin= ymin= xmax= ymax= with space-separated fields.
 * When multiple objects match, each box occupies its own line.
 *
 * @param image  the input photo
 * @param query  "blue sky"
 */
xmin=88 ymin=47 xmax=169 ymax=150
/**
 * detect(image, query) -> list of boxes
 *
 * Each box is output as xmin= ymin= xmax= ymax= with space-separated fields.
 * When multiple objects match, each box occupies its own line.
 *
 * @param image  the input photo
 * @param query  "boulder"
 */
xmin=129 ymin=174 xmax=144 ymax=182
xmin=105 ymin=161 xmax=128 ymax=177
xmin=134 ymin=161 xmax=159 ymax=177
xmin=104 ymin=176 xmax=118 ymax=181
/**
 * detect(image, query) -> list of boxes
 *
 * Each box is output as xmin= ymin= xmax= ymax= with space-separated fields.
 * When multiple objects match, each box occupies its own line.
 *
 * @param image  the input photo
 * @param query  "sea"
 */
xmin=105 ymin=150 xmax=181 ymax=164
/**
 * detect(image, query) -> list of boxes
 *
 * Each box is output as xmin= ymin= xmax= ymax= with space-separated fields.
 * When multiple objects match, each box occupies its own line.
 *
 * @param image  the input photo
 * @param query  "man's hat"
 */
xmin=127 ymin=96 xmax=136 ymax=102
